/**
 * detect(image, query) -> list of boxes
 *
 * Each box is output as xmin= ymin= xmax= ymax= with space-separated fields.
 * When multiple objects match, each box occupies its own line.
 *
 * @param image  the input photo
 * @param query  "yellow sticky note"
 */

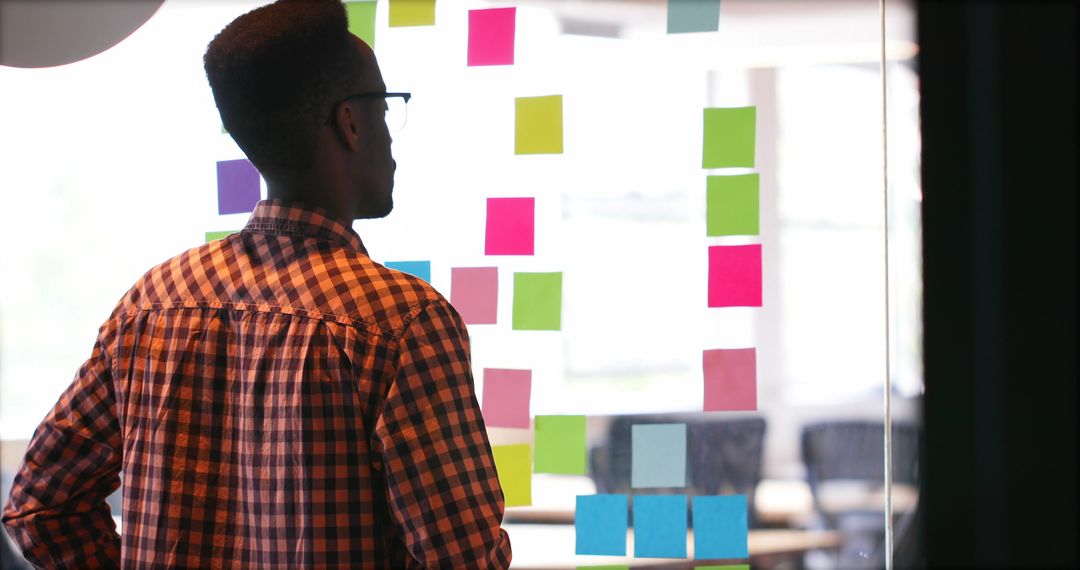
xmin=492 ymin=444 xmax=532 ymax=507
xmin=389 ymin=0 xmax=435 ymax=27
xmin=515 ymin=95 xmax=563 ymax=155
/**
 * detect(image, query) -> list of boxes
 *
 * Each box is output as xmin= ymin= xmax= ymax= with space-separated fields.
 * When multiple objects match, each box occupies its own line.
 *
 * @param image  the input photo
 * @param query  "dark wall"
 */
xmin=919 ymin=1 xmax=1077 ymax=567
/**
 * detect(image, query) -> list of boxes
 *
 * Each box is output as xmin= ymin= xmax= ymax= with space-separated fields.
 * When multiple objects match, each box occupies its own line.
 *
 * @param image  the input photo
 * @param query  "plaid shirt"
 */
xmin=3 ymin=200 xmax=512 ymax=569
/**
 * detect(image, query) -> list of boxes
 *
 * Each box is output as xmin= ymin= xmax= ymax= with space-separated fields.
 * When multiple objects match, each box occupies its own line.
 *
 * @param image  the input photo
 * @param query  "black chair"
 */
xmin=800 ymin=420 xmax=920 ymax=569
xmin=589 ymin=414 xmax=767 ymax=527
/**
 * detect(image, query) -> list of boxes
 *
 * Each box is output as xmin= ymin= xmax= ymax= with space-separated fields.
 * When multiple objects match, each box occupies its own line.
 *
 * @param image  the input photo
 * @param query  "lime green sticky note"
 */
xmin=492 ymin=444 xmax=532 ymax=507
xmin=703 ymin=106 xmax=756 ymax=168
xmin=512 ymin=272 xmax=562 ymax=330
xmin=346 ymin=1 xmax=378 ymax=47
xmin=695 ymin=566 xmax=750 ymax=570
xmin=706 ymin=173 xmax=759 ymax=236
xmin=389 ymin=0 xmax=435 ymax=27
xmin=205 ymin=230 xmax=238 ymax=243
xmin=515 ymin=95 xmax=563 ymax=155
xmin=534 ymin=415 xmax=586 ymax=475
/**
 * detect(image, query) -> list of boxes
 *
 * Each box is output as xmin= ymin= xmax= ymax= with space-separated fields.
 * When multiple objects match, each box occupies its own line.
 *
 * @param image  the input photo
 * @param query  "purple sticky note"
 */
xmin=468 ymin=7 xmax=516 ymax=66
xmin=707 ymin=244 xmax=762 ymax=307
xmin=485 ymin=197 xmax=534 ymax=255
xmin=216 ymin=159 xmax=260 ymax=215
xmin=451 ymin=267 xmax=498 ymax=324
xmin=482 ymin=368 xmax=532 ymax=428
xmin=703 ymin=348 xmax=757 ymax=411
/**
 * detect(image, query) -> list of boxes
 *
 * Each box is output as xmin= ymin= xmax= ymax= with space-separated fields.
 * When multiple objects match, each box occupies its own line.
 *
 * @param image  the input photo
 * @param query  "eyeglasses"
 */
xmin=325 ymin=92 xmax=411 ymax=131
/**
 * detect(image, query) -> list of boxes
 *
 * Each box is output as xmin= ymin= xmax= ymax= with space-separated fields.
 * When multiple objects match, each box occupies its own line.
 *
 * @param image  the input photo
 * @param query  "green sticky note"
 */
xmin=515 ymin=95 xmax=563 ymax=155
xmin=220 ymin=123 xmax=227 ymax=134
xmin=346 ymin=1 xmax=378 ymax=47
xmin=205 ymin=230 xmax=238 ymax=243
xmin=703 ymin=106 xmax=756 ymax=168
xmin=389 ymin=0 xmax=435 ymax=27
xmin=706 ymin=173 xmax=759 ymax=236
xmin=512 ymin=272 xmax=562 ymax=330
xmin=492 ymin=444 xmax=532 ymax=507
xmin=534 ymin=415 xmax=586 ymax=475
xmin=695 ymin=566 xmax=750 ymax=570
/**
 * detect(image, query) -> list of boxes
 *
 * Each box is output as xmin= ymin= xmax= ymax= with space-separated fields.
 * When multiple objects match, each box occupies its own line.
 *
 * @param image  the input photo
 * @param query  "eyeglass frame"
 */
xmin=324 ymin=92 xmax=412 ymax=126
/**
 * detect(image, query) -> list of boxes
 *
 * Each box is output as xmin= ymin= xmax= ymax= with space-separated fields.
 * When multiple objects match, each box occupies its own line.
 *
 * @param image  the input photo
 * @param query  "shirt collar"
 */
xmin=243 ymin=199 xmax=368 ymax=255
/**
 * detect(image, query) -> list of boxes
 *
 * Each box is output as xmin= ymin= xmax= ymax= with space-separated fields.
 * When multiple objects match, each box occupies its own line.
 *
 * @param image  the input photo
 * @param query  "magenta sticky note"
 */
xmin=485 ymin=197 xmax=534 ymax=255
xmin=468 ymin=7 xmax=516 ymax=66
xmin=707 ymin=244 xmax=762 ymax=307
xmin=703 ymin=348 xmax=757 ymax=411
xmin=482 ymin=368 xmax=532 ymax=428
xmin=451 ymin=267 xmax=498 ymax=324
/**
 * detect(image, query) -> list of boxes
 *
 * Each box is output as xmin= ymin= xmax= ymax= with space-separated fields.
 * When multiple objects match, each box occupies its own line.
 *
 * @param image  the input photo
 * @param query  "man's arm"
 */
xmin=374 ymin=297 xmax=512 ymax=569
xmin=2 ymin=317 xmax=122 ymax=569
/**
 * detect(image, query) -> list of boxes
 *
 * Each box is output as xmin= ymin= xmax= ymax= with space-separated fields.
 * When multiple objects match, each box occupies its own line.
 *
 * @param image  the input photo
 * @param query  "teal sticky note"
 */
xmin=706 ymin=174 xmax=759 ymax=236
xmin=703 ymin=107 xmax=756 ymax=169
xmin=512 ymin=272 xmax=562 ymax=330
xmin=692 ymin=495 xmax=749 ymax=559
xmin=575 ymin=494 xmax=628 ymax=555
xmin=385 ymin=260 xmax=431 ymax=283
xmin=345 ymin=1 xmax=377 ymax=47
xmin=534 ymin=415 xmax=586 ymax=475
xmin=668 ymin=0 xmax=721 ymax=34
xmin=632 ymin=423 xmax=687 ymax=488
xmin=634 ymin=495 xmax=688 ymax=558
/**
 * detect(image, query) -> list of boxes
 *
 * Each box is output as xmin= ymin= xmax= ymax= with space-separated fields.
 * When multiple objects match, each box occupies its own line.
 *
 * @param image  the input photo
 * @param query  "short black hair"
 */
xmin=204 ymin=0 xmax=361 ymax=177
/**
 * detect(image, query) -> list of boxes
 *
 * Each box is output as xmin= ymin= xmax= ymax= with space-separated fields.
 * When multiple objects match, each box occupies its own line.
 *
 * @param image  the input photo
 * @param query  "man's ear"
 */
xmin=332 ymin=102 xmax=363 ymax=151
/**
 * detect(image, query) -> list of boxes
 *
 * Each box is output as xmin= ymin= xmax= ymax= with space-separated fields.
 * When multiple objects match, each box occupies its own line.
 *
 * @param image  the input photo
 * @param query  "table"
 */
xmin=504 ymin=523 xmax=843 ymax=569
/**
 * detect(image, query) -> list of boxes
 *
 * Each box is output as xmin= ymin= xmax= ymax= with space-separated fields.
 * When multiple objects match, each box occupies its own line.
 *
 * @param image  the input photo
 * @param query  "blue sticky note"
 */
xmin=668 ymin=0 xmax=721 ymax=34
xmin=576 ymin=495 xmax=628 ymax=556
xmin=632 ymin=423 xmax=687 ymax=488
xmin=385 ymin=260 xmax=431 ymax=283
xmin=692 ymin=495 xmax=749 ymax=559
xmin=634 ymin=495 xmax=688 ymax=558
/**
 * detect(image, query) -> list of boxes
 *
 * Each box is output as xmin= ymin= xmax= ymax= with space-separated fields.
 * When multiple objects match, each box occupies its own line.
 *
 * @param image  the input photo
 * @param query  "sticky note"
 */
xmin=450 ymin=267 xmax=498 ymax=324
xmin=345 ymin=1 xmax=377 ymax=47
xmin=512 ymin=272 xmax=562 ymax=330
xmin=576 ymin=566 xmax=630 ymax=570
xmin=668 ymin=0 xmax=721 ymax=34
xmin=707 ymin=244 xmax=762 ymax=307
xmin=481 ymin=368 xmax=531 ymax=429
xmin=205 ymin=230 xmax=238 ymax=243
xmin=575 ymin=495 xmax=628 ymax=556
xmin=706 ymin=174 xmax=759 ymax=236
xmin=634 ymin=495 xmax=688 ymax=558
xmin=694 ymin=566 xmax=750 ymax=570
xmin=384 ymin=260 xmax=431 ymax=283
xmin=515 ymin=95 xmax=564 ymax=155
xmin=389 ymin=0 xmax=435 ymax=27
xmin=703 ymin=107 xmax=756 ymax=169
xmin=692 ymin=495 xmax=748 ymax=559
xmin=216 ymin=159 xmax=260 ymax=215
xmin=492 ymin=444 xmax=532 ymax=507
xmin=703 ymin=348 xmax=757 ymax=411
xmin=485 ymin=197 xmax=534 ymax=255
xmin=632 ymin=423 xmax=687 ymax=488
xmin=534 ymin=415 xmax=586 ymax=475
xmin=468 ymin=7 xmax=515 ymax=66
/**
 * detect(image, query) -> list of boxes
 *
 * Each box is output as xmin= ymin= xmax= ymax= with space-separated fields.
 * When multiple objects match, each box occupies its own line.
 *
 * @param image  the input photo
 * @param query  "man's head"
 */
xmin=204 ymin=0 xmax=394 ymax=219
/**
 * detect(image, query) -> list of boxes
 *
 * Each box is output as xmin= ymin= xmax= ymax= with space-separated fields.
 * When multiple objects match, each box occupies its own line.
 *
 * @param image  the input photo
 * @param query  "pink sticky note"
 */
xmin=482 ymin=368 xmax=532 ymax=428
xmin=707 ymin=244 xmax=762 ymax=307
xmin=451 ymin=267 xmax=498 ymax=324
xmin=468 ymin=7 xmax=516 ymax=66
xmin=485 ymin=197 xmax=535 ymax=255
xmin=703 ymin=348 xmax=757 ymax=411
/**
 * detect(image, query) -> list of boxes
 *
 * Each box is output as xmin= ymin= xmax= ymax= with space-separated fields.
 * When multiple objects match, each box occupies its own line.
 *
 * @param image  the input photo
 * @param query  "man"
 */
xmin=2 ymin=1 xmax=512 ymax=567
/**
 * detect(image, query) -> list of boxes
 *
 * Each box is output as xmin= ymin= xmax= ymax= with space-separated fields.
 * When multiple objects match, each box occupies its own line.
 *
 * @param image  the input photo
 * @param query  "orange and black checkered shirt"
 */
xmin=2 ymin=200 xmax=512 ymax=569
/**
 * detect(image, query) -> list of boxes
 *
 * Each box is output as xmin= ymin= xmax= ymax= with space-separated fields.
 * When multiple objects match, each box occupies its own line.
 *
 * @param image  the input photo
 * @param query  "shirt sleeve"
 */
xmin=374 ymin=297 xmax=512 ymax=569
xmin=2 ymin=315 xmax=123 ymax=569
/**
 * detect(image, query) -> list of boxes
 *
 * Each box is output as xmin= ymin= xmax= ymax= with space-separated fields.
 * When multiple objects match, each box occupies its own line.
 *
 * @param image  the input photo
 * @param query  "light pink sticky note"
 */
xmin=703 ymin=348 xmax=757 ymax=411
xmin=451 ymin=267 xmax=498 ymax=324
xmin=707 ymin=244 xmax=762 ymax=307
xmin=468 ymin=7 xmax=516 ymax=66
xmin=482 ymin=368 xmax=532 ymax=428
xmin=485 ymin=197 xmax=535 ymax=255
